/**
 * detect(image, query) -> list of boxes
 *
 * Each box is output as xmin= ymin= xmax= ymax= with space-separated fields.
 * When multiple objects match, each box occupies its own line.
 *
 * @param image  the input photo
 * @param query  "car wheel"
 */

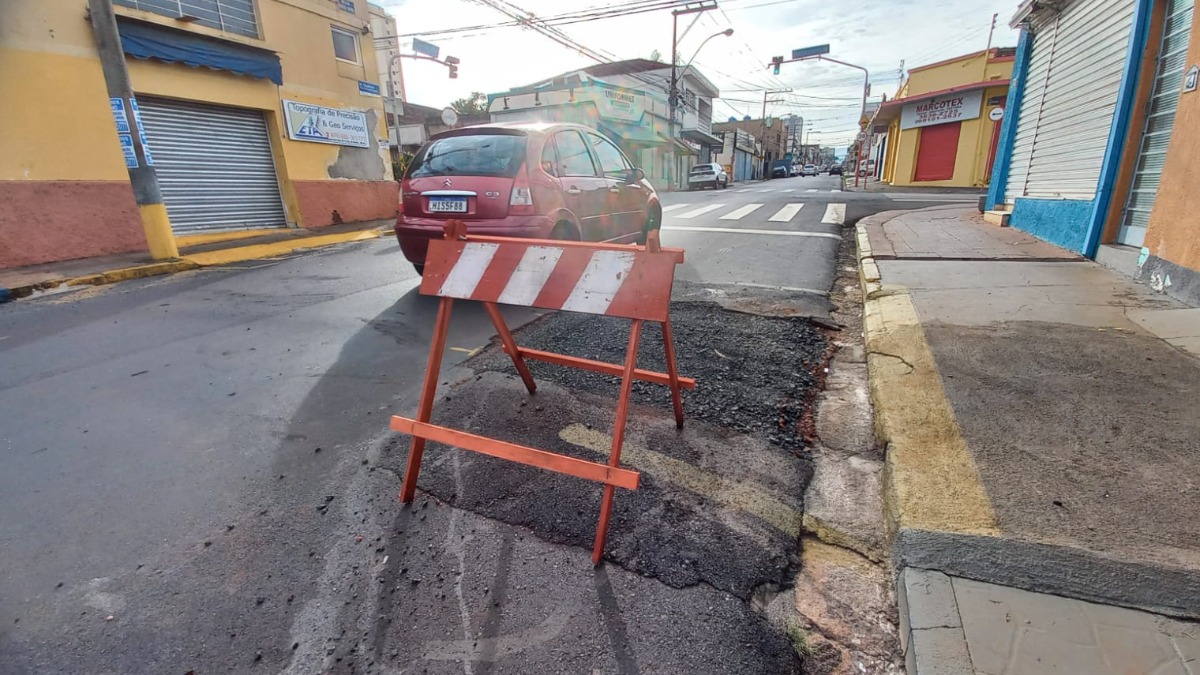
xmin=550 ymin=221 xmax=580 ymax=242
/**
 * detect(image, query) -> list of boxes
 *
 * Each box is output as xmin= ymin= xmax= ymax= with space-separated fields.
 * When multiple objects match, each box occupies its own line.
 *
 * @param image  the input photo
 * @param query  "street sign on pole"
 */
xmin=413 ymin=38 xmax=440 ymax=59
xmin=791 ymin=44 xmax=831 ymax=60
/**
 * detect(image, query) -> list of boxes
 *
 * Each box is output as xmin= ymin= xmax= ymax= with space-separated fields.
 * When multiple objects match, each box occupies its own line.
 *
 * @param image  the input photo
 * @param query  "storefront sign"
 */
xmin=283 ymin=100 xmax=371 ymax=148
xmin=596 ymin=88 xmax=643 ymax=122
xmin=900 ymin=89 xmax=983 ymax=129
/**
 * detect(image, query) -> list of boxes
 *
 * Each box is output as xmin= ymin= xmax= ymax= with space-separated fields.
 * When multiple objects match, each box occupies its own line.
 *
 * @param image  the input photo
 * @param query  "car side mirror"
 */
xmin=625 ymin=167 xmax=645 ymax=185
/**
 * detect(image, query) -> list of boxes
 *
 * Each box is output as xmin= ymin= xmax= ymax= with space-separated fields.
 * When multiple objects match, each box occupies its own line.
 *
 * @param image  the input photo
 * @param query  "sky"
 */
xmin=378 ymin=0 xmax=1020 ymax=149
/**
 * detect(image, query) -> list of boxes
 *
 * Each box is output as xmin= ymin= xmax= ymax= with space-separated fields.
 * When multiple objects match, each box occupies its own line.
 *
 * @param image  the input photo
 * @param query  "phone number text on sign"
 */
xmin=900 ymin=89 xmax=983 ymax=130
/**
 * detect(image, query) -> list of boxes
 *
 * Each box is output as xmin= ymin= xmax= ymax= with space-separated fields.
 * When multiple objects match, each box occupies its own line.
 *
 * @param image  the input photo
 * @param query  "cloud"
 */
xmin=380 ymin=0 xmax=1019 ymax=148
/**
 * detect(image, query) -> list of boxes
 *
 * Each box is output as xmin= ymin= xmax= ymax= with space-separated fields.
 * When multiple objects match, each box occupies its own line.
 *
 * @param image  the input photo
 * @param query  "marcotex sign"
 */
xmin=283 ymin=100 xmax=371 ymax=148
xmin=900 ymin=89 xmax=983 ymax=130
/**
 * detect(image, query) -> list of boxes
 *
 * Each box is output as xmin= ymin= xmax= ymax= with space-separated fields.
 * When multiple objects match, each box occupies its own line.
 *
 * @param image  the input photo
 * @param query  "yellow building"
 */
xmin=1 ymin=0 xmax=396 ymax=270
xmin=871 ymin=49 xmax=1014 ymax=188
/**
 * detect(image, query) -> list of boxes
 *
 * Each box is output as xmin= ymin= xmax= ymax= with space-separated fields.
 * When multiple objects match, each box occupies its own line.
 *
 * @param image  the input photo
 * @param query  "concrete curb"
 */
xmin=855 ymin=210 xmax=993 ymax=673
xmin=0 ymin=229 xmax=381 ymax=303
xmin=856 ymin=208 xmax=1200 ymax=632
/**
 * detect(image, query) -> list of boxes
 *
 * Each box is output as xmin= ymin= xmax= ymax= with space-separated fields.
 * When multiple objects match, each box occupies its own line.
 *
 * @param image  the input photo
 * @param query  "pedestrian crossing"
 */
xmin=660 ymin=201 xmax=846 ymax=225
xmin=719 ymin=204 xmax=764 ymax=220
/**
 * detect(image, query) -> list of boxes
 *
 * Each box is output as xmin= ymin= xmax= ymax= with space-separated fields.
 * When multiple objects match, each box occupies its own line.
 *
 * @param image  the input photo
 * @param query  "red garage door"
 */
xmin=914 ymin=122 xmax=961 ymax=182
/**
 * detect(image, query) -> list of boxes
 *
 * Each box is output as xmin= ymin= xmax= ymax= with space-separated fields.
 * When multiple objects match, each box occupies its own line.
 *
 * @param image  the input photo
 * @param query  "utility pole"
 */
xmin=759 ymin=88 xmax=790 ymax=178
xmin=669 ymin=2 xmax=716 ymax=190
xmin=87 ymin=0 xmax=177 ymax=259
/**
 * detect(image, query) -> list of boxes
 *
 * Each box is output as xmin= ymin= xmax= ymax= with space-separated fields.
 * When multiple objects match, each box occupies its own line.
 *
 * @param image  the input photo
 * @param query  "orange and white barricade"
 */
xmin=391 ymin=220 xmax=695 ymax=564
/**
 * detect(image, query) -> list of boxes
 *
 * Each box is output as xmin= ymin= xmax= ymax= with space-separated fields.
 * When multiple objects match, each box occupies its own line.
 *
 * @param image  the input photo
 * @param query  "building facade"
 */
xmin=713 ymin=128 xmax=761 ymax=182
xmin=487 ymin=60 xmax=720 ymax=192
xmin=712 ymin=117 xmax=788 ymax=179
xmin=1 ymin=0 xmax=396 ymax=270
xmin=871 ymin=49 xmax=1014 ymax=187
xmin=986 ymin=0 xmax=1199 ymax=304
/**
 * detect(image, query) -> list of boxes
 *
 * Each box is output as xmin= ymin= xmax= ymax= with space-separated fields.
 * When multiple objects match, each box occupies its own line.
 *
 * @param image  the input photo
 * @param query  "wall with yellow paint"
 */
xmin=0 ymin=0 xmax=396 ymax=267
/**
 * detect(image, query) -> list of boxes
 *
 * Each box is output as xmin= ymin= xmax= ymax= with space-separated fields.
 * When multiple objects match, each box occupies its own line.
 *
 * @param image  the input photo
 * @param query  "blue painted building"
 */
xmin=987 ymin=0 xmax=1194 ymax=262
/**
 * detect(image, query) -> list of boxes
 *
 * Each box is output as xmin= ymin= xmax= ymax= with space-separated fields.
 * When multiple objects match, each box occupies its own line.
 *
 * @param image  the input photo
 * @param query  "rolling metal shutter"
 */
xmin=138 ymin=98 xmax=287 ymax=233
xmin=1118 ymin=0 xmax=1195 ymax=246
xmin=914 ymin=122 xmax=962 ymax=181
xmin=1005 ymin=0 xmax=1136 ymax=202
xmin=1005 ymin=18 xmax=1055 ymax=204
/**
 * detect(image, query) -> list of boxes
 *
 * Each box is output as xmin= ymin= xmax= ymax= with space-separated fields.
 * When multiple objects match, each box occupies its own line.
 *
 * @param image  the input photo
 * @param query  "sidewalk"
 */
xmin=857 ymin=206 xmax=1200 ymax=674
xmin=0 ymin=220 xmax=390 ymax=302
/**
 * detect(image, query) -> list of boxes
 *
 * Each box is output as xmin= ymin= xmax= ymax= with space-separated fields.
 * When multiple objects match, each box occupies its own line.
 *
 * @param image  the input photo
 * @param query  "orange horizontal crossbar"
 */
xmin=391 ymin=416 xmax=641 ymax=490
xmin=518 ymin=347 xmax=697 ymax=389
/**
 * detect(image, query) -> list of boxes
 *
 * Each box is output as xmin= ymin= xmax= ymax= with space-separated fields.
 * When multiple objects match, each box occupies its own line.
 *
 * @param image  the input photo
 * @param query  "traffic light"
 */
xmin=771 ymin=56 xmax=783 ymax=76
xmin=445 ymin=55 xmax=460 ymax=79
xmin=448 ymin=64 xmax=458 ymax=79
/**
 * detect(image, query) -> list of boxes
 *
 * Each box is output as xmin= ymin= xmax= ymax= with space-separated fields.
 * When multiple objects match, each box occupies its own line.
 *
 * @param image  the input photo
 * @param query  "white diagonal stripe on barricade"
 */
xmin=497 ymin=245 xmax=564 ymax=307
xmin=561 ymin=250 xmax=637 ymax=315
xmin=438 ymin=242 xmax=499 ymax=298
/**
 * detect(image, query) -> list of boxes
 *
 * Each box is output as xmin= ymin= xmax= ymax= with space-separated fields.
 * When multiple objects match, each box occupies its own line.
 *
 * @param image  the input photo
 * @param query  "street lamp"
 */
xmin=667 ymin=3 xmax=725 ymax=190
xmin=677 ymin=29 xmax=733 ymax=84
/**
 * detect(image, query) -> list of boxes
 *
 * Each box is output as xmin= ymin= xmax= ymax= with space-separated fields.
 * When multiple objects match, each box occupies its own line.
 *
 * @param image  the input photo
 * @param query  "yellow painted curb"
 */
xmin=856 ymin=218 xmax=999 ymax=540
xmin=182 ymin=230 xmax=380 ymax=267
xmin=175 ymin=228 xmax=289 ymax=248
xmin=66 ymin=260 xmax=199 ymax=286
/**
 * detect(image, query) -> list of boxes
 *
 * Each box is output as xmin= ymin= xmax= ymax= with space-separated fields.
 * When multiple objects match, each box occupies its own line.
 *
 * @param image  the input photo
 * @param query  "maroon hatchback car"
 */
xmin=395 ymin=122 xmax=662 ymax=274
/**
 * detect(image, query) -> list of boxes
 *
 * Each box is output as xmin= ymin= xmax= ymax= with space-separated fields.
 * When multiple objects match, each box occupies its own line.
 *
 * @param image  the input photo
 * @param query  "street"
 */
xmin=0 ymin=178 xmax=976 ymax=673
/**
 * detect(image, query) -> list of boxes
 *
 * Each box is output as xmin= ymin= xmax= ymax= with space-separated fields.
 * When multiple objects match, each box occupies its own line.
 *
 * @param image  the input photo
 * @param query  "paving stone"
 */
xmin=952 ymin=576 xmax=1200 ymax=675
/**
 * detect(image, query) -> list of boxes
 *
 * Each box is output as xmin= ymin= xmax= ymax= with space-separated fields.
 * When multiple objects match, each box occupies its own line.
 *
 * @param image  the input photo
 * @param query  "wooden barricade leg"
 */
xmin=483 ymin=302 xmax=537 ymax=394
xmin=592 ymin=318 xmax=644 ymax=565
xmin=399 ymin=296 xmax=455 ymax=503
xmin=661 ymin=318 xmax=685 ymax=429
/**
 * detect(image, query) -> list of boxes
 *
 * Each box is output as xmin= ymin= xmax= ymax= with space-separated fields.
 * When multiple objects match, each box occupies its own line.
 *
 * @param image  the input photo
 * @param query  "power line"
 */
xmin=389 ymin=0 xmax=691 ymax=39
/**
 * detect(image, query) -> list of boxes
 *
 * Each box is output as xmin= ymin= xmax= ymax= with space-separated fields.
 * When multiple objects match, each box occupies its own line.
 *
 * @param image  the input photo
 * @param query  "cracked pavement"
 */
xmin=0 ymin=178 xmax=961 ymax=672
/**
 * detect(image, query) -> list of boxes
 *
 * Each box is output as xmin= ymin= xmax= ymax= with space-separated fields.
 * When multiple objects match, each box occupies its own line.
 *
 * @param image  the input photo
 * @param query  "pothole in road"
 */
xmin=469 ymin=301 xmax=831 ymax=454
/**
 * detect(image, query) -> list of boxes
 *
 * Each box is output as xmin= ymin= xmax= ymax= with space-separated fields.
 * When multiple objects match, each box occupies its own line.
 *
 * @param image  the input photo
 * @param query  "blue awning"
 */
xmin=117 ymin=19 xmax=282 ymax=85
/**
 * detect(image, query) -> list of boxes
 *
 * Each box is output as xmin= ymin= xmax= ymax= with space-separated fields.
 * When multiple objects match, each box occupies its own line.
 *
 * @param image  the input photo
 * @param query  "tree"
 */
xmin=450 ymin=92 xmax=488 ymax=115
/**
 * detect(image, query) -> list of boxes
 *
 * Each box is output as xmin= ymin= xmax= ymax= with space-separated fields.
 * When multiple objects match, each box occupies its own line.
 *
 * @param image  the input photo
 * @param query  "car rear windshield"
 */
xmin=690 ymin=165 xmax=714 ymax=174
xmin=407 ymin=134 xmax=527 ymax=179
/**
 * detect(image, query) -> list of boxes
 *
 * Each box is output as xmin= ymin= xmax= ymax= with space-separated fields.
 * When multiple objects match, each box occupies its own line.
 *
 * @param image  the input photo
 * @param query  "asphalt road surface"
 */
xmin=0 ymin=178 xmax=979 ymax=673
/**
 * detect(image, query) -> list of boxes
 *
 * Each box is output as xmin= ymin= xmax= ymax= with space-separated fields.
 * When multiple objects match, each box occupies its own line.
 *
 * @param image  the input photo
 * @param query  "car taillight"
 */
xmin=510 ymin=165 xmax=536 ymax=215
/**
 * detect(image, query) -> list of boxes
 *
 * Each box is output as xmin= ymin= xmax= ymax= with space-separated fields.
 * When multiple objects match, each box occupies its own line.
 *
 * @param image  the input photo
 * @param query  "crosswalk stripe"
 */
xmin=676 ymin=203 xmax=725 ymax=219
xmin=821 ymin=203 xmax=846 ymax=225
xmin=831 ymin=189 xmax=842 ymax=193
xmin=757 ymin=189 xmax=773 ymax=193
xmin=768 ymin=203 xmax=804 ymax=222
xmin=736 ymin=189 xmax=753 ymax=193
xmin=782 ymin=189 xmax=794 ymax=193
xmin=661 ymin=204 xmax=689 ymax=213
xmin=662 ymin=226 xmax=840 ymax=239
xmin=719 ymin=204 xmax=764 ymax=220
xmin=806 ymin=189 xmax=818 ymax=193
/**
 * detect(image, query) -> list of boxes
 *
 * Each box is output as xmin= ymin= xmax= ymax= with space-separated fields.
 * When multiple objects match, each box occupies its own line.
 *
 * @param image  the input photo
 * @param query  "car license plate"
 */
xmin=428 ymin=197 xmax=467 ymax=213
